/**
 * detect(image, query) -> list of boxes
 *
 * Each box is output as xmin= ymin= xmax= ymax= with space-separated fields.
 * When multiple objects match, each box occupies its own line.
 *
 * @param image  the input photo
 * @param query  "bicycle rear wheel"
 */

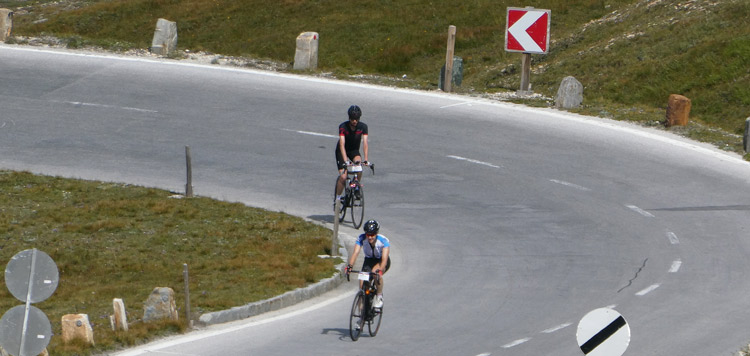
xmin=349 ymin=292 xmax=365 ymax=341
xmin=350 ymin=186 xmax=364 ymax=229
xmin=368 ymin=304 xmax=383 ymax=337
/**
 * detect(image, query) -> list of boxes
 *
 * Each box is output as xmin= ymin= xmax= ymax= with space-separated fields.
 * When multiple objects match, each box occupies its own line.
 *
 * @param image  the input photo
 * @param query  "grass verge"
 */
xmin=0 ymin=170 xmax=338 ymax=355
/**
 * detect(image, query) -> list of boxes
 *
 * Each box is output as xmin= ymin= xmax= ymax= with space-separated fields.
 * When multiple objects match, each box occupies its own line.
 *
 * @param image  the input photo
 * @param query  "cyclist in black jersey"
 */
xmin=335 ymin=105 xmax=369 ymax=203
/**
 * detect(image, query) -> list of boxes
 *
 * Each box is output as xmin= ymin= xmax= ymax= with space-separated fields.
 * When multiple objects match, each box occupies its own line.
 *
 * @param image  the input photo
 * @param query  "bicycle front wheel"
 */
xmin=349 ymin=293 xmax=365 ymax=341
xmin=350 ymin=186 xmax=365 ymax=229
xmin=368 ymin=304 xmax=383 ymax=337
xmin=334 ymin=180 xmax=347 ymax=223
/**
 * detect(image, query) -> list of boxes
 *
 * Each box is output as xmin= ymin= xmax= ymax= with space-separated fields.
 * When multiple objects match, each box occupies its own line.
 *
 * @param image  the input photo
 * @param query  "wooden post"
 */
xmin=332 ymin=200 xmax=341 ymax=256
xmin=183 ymin=263 xmax=191 ymax=328
xmin=744 ymin=117 xmax=750 ymax=153
xmin=519 ymin=53 xmax=531 ymax=94
xmin=185 ymin=146 xmax=193 ymax=197
xmin=443 ymin=25 xmax=457 ymax=92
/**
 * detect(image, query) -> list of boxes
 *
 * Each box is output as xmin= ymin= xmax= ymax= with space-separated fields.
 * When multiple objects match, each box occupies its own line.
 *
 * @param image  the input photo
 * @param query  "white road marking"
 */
xmin=669 ymin=260 xmax=682 ymax=273
xmin=54 ymin=100 xmax=158 ymax=113
xmin=475 ymin=353 xmax=492 ymax=356
xmin=542 ymin=322 xmax=572 ymax=333
xmin=285 ymin=129 xmax=337 ymax=138
xmin=440 ymin=100 xmax=479 ymax=109
xmin=635 ymin=283 xmax=660 ymax=296
xmin=549 ymin=179 xmax=591 ymax=191
xmin=667 ymin=231 xmax=679 ymax=244
xmin=502 ymin=338 xmax=531 ymax=348
xmin=447 ymin=155 xmax=501 ymax=168
xmin=112 ymin=288 xmax=353 ymax=356
xmin=626 ymin=205 xmax=655 ymax=218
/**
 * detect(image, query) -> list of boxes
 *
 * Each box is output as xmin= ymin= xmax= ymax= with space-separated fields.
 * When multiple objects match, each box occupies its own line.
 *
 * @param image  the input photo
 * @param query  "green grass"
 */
xmin=0 ymin=170 xmax=338 ymax=355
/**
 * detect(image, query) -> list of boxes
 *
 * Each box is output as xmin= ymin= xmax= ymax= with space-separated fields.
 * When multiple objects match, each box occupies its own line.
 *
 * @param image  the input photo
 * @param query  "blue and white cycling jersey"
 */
xmin=355 ymin=234 xmax=390 ymax=259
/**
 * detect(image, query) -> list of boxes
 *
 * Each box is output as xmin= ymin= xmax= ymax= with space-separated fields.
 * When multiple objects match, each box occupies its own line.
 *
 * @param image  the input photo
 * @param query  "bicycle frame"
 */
xmin=335 ymin=161 xmax=373 ymax=229
xmin=347 ymin=270 xmax=382 ymax=341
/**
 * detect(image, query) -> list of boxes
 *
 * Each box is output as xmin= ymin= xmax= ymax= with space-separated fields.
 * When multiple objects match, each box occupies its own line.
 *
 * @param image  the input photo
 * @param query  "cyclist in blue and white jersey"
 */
xmin=346 ymin=219 xmax=390 ymax=308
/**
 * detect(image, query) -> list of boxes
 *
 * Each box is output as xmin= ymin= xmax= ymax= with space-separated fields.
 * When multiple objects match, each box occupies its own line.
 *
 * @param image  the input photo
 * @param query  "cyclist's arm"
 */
xmin=376 ymin=246 xmax=389 ymax=273
xmin=339 ymin=135 xmax=348 ymax=163
xmin=362 ymin=134 xmax=369 ymax=163
xmin=347 ymin=244 xmax=361 ymax=267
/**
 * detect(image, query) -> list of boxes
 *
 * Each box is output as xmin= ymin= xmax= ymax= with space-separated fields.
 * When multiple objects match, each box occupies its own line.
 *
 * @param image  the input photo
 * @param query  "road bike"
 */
xmin=334 ymin=161 xmax=373 ymax=229
xmin=346 ymin=270 xmax=383 ymax=341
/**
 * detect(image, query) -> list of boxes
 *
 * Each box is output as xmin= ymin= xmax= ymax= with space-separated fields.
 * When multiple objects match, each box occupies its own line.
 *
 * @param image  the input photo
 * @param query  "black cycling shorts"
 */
xmin=335 ymin=148 xmax=362 ymax=170
xmin=362 ymin=256 xmax=391 ymax=274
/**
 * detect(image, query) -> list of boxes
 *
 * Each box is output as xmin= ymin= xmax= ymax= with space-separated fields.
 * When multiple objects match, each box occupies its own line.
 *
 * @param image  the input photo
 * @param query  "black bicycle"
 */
xmin=334 ymin=161 xmax=373 ymax=229
xmin=346 ymin=270 xmax=383 ymax=341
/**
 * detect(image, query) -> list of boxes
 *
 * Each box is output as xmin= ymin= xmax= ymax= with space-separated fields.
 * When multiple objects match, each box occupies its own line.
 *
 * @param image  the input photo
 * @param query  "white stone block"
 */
xmin=293 ymin=32 xmax=319 ymax=70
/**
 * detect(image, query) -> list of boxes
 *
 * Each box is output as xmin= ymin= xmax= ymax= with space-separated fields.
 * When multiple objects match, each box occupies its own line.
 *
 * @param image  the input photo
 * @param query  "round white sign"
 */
xmin=576 ymin=308 xmax=630 ymax=356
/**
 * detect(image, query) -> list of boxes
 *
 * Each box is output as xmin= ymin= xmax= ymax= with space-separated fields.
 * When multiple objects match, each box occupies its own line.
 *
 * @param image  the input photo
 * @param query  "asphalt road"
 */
xmin=3 ymin=44 xmax=750 ymax=356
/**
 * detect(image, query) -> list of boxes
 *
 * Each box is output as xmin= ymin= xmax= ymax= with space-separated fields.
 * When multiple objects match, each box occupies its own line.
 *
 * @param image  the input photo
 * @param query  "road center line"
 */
xmin=549 ymin=179 xmax=591 ymax=191
xmin=635 ymin=283 xmax=660 ymax=296
xmin=440 ymin=100 xmax=479 ymax=109
xmin=669 ymin=260 xmax=682 ymax=273
xmin=667 ymin=231 xmax=679 ymax=244
xmin=53 ymin=100 xmax=158 ymax=113
xmin=285 ymin=129 xmax=337 ymax=138
xmin=542 ymin=322 xmax=572 ymax=334
xmin=447 ymin=155 xmax=501 ymax=168
xmin=502 ymin=338 xmax=531 ymax=348
xmin=626 ymin=205 xmax=655 ymax=218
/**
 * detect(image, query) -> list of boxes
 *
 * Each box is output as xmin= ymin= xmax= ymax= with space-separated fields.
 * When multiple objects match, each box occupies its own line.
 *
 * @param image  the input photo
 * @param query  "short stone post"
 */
xmin=439 ymin=56 xmax=463 ymax=91
xmin=555 ymin=76 xmax=584 ymax=109
xmin=143 ymin=287 xmax=178 ymax=322
xmin=293 ymin=32 xmax=319 ymax=70
xmin=151 ymin=18 xmax=177 ymax=56
xmin=0 ymin=9 xmax=12 ymax=42
xmin=111 ymin=298 xmax=128 ymax=331
xmin=61 ymin=314 xmax=95 ymax=346
xmin=666 ymin=94 xmax=691 ymax=127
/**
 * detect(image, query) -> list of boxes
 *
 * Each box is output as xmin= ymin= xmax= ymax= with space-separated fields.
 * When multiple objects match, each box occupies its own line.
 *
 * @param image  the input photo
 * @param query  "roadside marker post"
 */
xmin=504 ymin=7 xmax=551 ymax=94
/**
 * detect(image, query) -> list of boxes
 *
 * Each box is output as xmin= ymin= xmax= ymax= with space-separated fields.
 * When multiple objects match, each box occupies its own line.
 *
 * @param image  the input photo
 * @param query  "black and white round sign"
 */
xmin=576 ymin=308 xmax=630 ymax=356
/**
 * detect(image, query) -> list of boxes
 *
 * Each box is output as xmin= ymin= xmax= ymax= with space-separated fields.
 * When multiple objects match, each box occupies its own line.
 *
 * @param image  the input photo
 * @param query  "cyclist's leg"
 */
xmin=335 ymin=150 xmax=347 ymax=196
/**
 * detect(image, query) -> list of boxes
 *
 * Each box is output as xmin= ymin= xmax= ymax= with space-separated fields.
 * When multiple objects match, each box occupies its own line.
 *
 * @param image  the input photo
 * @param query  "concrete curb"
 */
xmin=197 ymin=245 xmax=349 ymax=326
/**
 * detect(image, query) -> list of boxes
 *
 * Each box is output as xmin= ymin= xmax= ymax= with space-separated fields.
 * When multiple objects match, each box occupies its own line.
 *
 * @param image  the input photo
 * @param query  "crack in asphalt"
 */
xmin=618 ymin=258 xmax=648 ymax=293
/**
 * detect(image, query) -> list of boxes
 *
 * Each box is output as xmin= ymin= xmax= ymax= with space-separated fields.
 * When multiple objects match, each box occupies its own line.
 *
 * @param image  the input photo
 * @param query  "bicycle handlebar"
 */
xmin=345 ymin=269 xmax=381 ymax=282
xmin=345 ymin=161 xmax=374 ymax=175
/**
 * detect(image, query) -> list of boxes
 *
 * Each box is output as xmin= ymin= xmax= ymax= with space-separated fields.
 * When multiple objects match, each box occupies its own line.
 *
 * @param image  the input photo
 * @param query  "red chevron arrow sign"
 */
xmin=505 ymin=7 xmax=551 ymax=54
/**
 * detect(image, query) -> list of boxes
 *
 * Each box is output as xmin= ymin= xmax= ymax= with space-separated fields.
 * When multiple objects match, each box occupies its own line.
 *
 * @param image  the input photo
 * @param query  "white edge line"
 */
xmin=502 ymin=338 xmax=531 ymax=348
xmin=113 ymin=289 xmax=352 ymax=356
xmin=626 ymin=205 xmax=655 ymax=218
xmin=635 ymin=283 xmax=660 ymax=296
xmin=669 ymin=260 xmax=682 ymax=273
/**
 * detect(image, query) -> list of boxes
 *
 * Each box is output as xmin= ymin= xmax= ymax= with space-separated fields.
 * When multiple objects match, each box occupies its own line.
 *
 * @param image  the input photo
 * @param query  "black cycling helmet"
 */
xmin=363 ymin=219 xmax=380 ymax=235
xmin=347 ymin=105 xmax=362 ymax=121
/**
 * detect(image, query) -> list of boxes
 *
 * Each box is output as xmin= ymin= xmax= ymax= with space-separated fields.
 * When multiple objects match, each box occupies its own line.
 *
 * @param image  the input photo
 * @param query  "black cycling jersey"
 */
xmin=338 ymin=121 xmax=368 ymax=152
xmin=335 ymin=121 xmax=368 ymax=169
